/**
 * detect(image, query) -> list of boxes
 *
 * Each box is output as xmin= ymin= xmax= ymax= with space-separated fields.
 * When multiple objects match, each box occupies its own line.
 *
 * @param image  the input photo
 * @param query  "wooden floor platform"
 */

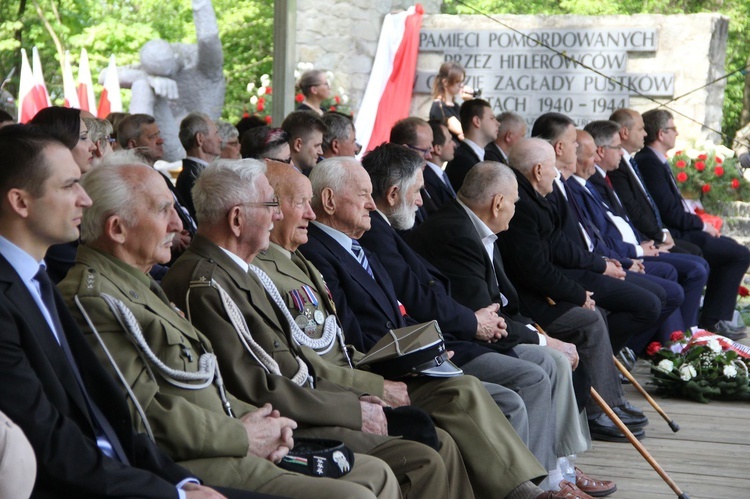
xmin=576 ymin=343 xmax=750 ymax=499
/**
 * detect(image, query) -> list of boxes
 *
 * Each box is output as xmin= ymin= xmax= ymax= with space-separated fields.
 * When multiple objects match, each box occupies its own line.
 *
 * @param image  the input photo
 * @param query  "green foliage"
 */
xmin=0 ymin=0 xmax=272 ymax=122
xmin=443 ymin=0 xmax=750 ymax=147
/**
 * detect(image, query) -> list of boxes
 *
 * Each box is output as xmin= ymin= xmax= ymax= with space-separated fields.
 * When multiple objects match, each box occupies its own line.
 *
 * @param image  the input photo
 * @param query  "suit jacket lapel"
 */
xmin=308 ymin=224 xmax=402 ymax=324
xmin=0 ymin=257 xmax=91 ymax=419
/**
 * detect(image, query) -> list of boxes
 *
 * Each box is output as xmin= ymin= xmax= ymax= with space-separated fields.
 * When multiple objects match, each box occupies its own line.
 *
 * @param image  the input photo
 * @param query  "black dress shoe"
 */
xmin=588 ymin=413 xmax=645 ymax=442
xmin=611 ymin=405 xmax=648 ymax=429
xmin=618 ymin=401 xmax=645 ymax=418
xmin=708 ymin=321 xmax=748 ymax=341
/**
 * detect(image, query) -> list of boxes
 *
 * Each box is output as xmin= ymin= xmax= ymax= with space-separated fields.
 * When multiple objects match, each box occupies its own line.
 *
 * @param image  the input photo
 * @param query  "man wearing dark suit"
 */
xmin=175 ymin=112 xmax=222 ymax=220
xmin=485 ymin=111 xmax=526 ymax=165
xmin=445 ymin=99 xmax=498 ymax=191
xmin=580 ymin=122 xmax=709 ymax=338
xmin=496 ymin=137 xmax=649 ymax=441
xmin=0 ymin=126 xmax=257 ymax=498
xmin=358 ymin=144 xmax=607 ymax=493
xmin=635 ymin=108 xmax=750 ymax=337
xmin=298 ymin=156 xmax=575 ymax=499
xmin=422 ymin=120 xmax=458 ymax=212
xmin=388 ymin=117 xmax=441 ymax=222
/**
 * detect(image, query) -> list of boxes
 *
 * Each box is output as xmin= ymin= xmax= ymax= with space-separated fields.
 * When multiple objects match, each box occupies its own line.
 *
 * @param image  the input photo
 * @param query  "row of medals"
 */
xmin=291 ymin=286 xmax=325 ymax=337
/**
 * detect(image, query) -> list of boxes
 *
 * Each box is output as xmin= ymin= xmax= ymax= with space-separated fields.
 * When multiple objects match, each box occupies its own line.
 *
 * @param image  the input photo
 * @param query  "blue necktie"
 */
xmin=629 ymin=157 xmax=663 ymax=227
xmin=351 ymin=239 xmax=374 ymax=278
xmin=35 ymin=267 xmax=129 ymax=464
xmin=442 ymin=171 xmax=456 ymax=196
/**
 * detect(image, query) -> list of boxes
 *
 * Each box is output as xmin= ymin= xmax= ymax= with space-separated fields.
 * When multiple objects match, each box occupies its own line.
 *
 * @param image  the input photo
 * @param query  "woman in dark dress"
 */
xmin=296 ymin=69 xmax=329 ymax=115
xmin=429 ymin=61 xmax=466 ymax=141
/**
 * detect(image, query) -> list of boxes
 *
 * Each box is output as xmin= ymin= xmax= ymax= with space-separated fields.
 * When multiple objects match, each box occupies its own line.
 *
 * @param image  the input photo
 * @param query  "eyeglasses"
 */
xmin=406 ymin=144 xmax=432 ymax=158
xmin=601 ymin=145 xmax=622 ymax=150
xmin=106 ymin=136 xmax=117 ymax=144
xmin=355 ymin=142 xmax=363 ymax=155
xmin=241 ymin=195 xmax=281 ymax=215
xmin=663 ymin=126 xmax=677 ymax=133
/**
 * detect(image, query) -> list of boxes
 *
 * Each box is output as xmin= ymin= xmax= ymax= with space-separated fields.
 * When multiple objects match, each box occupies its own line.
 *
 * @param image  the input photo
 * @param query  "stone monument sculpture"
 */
xmin=111 ymin=0 xmax=224 ymax=161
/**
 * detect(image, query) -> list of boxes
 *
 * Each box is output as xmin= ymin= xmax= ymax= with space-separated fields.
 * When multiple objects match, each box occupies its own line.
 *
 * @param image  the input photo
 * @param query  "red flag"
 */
xmin=77 ymin=49 xmax=96 ymax=113
xmin=354 ymin=5 xmax=424 ymax=153
xmin=18 ymin=48 xmax=49 ymax=123
xmin=97 ymin=55 xmax=122 ymax=118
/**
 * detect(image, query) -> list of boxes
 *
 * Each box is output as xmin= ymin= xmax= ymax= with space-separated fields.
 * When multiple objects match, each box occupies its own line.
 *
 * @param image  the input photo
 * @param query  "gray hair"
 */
xmin=116 ymin=113 xmax=155 ymax=149
xmin=179 ymin=112 xmax=212 ymax=150
xmin=508 ymin=138 xmax=556 ymax=177
xmin=321 ymin=113 xmax=354 ymax=153
xmin=83 ymin=117 xmax=113 ymax=148
xmin=193 ymin=158 xmax=266 ymax=226
xmin=360 ymin=143 xmax=422 ymax=204
xmin=216 ymin=120 xmax=240 ymax=150
xmin=80 ymin=157 xmax=151 ymax=242
xmin=583 ymin=120 xmax=621 ymax=147
xmin=458 ymin=161 xmax=516 ymax=208
xmin=496 ymin=111 xmax=525 ymax=136
xmin=309 ymin=156 xmax=358 ymax=211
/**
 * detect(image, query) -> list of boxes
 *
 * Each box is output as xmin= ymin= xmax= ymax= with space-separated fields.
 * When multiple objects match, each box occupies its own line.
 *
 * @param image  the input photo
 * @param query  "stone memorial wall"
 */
xmin=413 ymin=13 xmax=728 ymax=143
xmin=295 ymin=4 xmax=728 ymax=143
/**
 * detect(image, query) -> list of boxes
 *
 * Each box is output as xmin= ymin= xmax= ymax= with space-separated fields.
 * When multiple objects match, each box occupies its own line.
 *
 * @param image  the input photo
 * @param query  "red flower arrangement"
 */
xmin=669 ymin=148 xmax=748 ymax=209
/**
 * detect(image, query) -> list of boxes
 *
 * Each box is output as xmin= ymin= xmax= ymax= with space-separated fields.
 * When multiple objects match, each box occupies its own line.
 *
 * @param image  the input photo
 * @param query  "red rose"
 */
xmin=732 ymin=178 xmax=741 ymax=189
xmin=715 ymin=166 xmax=724 ymax=176
xmin=266 ymin=86 xmax=272 ymax=95
xmin=329 ymin=106 xmax=336 ymax=111
xmin=335 ymin=95 xmax=341 ymax=104
xmin=646 ymin=341 xmax=662 ymax=356
xmin=676 ymin=172 xmax=688 ymax=182
xmin=256 ymin=102 xmax=265 ymax=112
xmin=702 ymin=184 xmax=711 ymax=193
xmin=670 ymin=331 xmax=685 ymax=342
xmin=264 ymin=115 xmax=272 ymax=124
xmin=715 ymin=156 xmax=723 ymax=164
xmin=257 ymin=97 xmax=265 ymax=105
xmin=295 ymin=93 xmax=304 ymax=103
xmin=675 ymin=160 xmax=687 ymax=169
xmin=695 ymin=161 xmax=705 ymax=171
xmin=739 ymin=285 xmax=750 ymax=297
xmin=698 ymin=154 xmax=708 ymax=160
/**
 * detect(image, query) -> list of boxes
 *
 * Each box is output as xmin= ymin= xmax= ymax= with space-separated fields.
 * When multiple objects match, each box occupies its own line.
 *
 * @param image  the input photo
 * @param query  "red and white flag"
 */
xmin=62 ymin=50 xmax=80 ymax=109
xmin=97 ymin=54 xmax=122 ymax=118
xmin=77 ymin=48 xmax=96 ymax=113
xmin=354 ymin=4 xmax=424 ymax=154
xmin=18 ymin=48 xmax=50 ymax=123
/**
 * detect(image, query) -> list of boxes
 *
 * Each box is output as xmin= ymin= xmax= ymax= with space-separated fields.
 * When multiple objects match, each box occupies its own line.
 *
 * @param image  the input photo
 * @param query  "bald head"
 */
xmin=508 ymin=138 xmax=557 ymax=196
xmin=458 ymin=161 xmax=519 ymax=233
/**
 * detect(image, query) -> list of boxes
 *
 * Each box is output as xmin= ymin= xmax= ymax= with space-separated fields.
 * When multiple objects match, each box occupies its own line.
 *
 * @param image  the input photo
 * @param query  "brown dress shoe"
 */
xmin=535 ymin=480 xmax=594 ymax=498
xmin=575 ymin=467 xmax=617 ymax=497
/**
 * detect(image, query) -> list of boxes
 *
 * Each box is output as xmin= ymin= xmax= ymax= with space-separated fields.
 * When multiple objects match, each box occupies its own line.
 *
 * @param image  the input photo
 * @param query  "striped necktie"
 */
xmin=350 ymin=239 xmax=374 ymax=278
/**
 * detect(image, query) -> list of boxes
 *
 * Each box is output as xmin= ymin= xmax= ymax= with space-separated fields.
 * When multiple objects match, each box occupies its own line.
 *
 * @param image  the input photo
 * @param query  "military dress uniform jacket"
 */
xmin=161 ymin=235 xmax=383 ymax=442
xmin=58 ymin=245 xmax=363 ymax=493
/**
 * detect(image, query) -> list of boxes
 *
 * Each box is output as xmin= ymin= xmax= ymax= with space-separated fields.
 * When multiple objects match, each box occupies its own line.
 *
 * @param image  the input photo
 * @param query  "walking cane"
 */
xmin=590 ymin=387 xmax=690 ymax=498
xmin=613 ymin=356 xmax=681 ymax=432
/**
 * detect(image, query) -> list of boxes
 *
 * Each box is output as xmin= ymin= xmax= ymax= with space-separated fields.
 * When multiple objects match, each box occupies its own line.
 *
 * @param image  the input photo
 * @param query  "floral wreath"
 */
xmin=647 ymin=329 xmax=750 ymax=403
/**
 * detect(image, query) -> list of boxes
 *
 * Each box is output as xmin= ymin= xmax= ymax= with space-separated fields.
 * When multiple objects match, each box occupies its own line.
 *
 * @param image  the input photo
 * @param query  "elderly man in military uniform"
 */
xmin=245 ymin=164 xmax=563 ymax=499
xmin=57 ymin=157 xmax=401 ymax=499
xmin=160 ymin=158 xmax=469 ymax=499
